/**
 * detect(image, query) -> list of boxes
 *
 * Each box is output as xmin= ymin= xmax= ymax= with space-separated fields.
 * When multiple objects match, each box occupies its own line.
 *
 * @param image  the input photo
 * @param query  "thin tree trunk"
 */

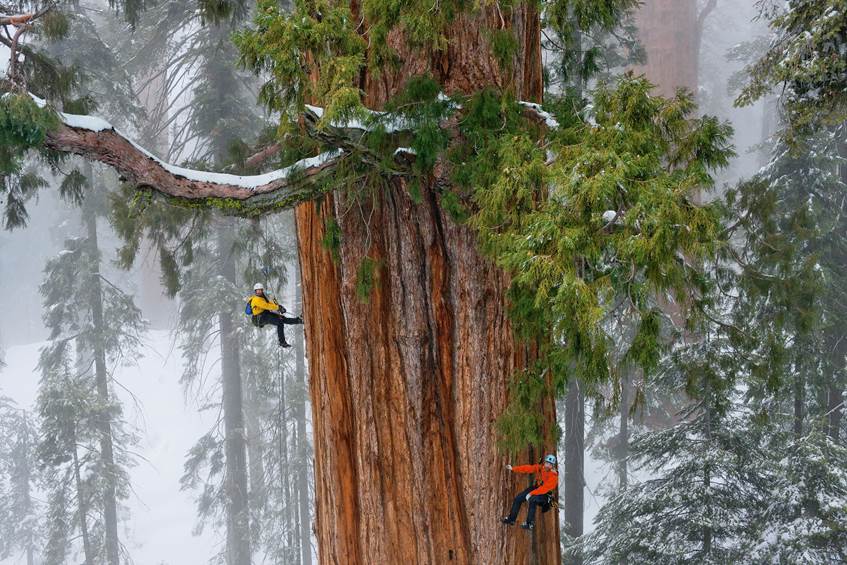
xmin=564 ymin=379 xmax=584 ymax=565
xmin=702 ymin=376 xmax=712 ymax=557
xmin=244 ymin=366 xmax=266 ymax=542
xmin=694 ymin=0 xmax=718 ymax=79
xmin=829 ymin=140 xmax=847 ymax=442
xmin=218 ymin=225 xmax=252 ymax=565
xmin=135 ymin=48 xmax=172 ymax=329
xmin=618 ymin=373 xmax=629 ymax=490
xmin=827 ymin=377 xmax=842 ymax=442
xmin=72 ymin=435 xmax=94 ymax=565
xmin=277 ymin=349 xmax=294 ymax=559
xmin=616 ymin=372 xmax=629 ymax=565
xmin=296 ymin=5 xmax=559 ymax=563
xmin=293 ymin=265 xmax=312 ymax=565
xmin=794 ymin=368 xmax=805 ymax=440
xmin=22 ymin=413 xmax=35 ymax=565
xmin=83 ymin=191 xmax=121 ymax=565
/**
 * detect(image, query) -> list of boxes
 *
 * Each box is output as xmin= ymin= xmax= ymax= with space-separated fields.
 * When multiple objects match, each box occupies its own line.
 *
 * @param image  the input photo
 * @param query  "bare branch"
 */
xmin=0 ymin=13 xmax=34 ymax=25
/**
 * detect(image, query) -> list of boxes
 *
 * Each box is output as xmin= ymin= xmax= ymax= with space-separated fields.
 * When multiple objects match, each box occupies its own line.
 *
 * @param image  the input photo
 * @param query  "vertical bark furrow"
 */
xmin=295 ymin=198 xmax=363 ymax=564
xmin=298 ymin=180 xmax=560 ymax=563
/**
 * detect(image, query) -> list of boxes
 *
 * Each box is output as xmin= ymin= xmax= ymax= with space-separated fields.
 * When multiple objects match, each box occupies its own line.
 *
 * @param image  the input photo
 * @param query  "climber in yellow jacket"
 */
xmin=501 ymin=454 xmax=558 ymax=531
xmin=247 ymin=283 xmax=303 ymax=347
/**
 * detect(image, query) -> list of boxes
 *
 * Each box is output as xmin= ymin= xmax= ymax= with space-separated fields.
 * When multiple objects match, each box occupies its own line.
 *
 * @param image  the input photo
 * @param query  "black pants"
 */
xmin=257 ymin=311 xmax=302 ymax=344
xmin=507 ymin=486 xmax=548 ymax=525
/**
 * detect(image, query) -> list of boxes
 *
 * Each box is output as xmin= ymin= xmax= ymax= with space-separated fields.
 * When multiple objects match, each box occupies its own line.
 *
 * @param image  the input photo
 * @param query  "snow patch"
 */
xmin=518 ymin=101 xmax=560 ymax=129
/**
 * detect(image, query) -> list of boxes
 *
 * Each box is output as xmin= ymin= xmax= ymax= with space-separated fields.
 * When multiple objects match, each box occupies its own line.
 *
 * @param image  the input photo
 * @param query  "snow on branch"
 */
xmin=36 ymin=94 xmax=342 ymax=207
xmin=305 ymin=97 xmax=559 ymax=132
xmin=23 ymin=86 xmax=558 ymax=211
xmin=517 ymin=101 xmax=560 ymax=129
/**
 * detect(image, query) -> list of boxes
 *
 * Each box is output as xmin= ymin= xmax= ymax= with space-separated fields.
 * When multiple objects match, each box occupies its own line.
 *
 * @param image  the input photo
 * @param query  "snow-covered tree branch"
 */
xmin=44 ymin=111 xmax=343 ymax=206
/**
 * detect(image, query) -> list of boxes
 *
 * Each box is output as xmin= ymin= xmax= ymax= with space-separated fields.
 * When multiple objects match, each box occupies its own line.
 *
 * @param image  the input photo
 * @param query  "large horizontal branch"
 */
xmin=34 ymin=95 xmax=343 ymax=209
xmin=46 ymin=121 xmax=342 ymax=206
xmin=30 ymin=92 xmax=558 ymax=212
xmin=0 ymin=13 xmax=33 ymax=25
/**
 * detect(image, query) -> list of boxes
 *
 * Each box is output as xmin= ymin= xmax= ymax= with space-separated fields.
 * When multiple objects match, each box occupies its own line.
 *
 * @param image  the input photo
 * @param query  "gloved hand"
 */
xmin=506 ymin=464 xmax=512 ymax=471
xmin=526 ymin=493 xmax=533 ymax=501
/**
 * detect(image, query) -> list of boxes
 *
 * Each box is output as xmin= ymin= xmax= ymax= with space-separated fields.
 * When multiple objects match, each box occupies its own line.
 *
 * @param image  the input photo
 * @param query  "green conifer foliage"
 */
xmin=465 ymin=77 xmax=733 ymax=448
xmin=738 ymin=0 xmax=847 ymax=135
xmin=0 ymin=398 xmax=42 ymax=563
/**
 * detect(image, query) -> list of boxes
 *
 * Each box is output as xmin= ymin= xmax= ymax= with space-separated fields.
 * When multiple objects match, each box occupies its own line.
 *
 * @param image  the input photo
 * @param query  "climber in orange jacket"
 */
xmin=501 ymin=454 xmax=558 ymax=531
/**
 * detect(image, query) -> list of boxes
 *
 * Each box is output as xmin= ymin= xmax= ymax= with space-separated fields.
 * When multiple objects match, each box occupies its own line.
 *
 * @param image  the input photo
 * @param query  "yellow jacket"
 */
xmin=249 ymin=294 xmax=281 ymax=316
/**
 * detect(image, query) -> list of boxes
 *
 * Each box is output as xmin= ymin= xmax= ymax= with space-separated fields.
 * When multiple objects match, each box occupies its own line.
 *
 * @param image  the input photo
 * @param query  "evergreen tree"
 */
xmin=724 ymin=1 xmax=847 ymax=557
xmin=585 ymin=331 xmax=768 ymax=564
xmin=723 ymin=125 xmax=847 ymax=562
xmin=0 ymin=396 xmax=42 ymax=565
xmin=36 ymin=176 xmax=145 ymax=564
xmin=542 ymin=0 xmax=642 ymax=96
xmin=750 ymin=428 xmax=847 ymax=563
xmin=738 ymin=0 xmax=847 ymax=136
xmin=175 ymin=214 xmax=309 ymax=564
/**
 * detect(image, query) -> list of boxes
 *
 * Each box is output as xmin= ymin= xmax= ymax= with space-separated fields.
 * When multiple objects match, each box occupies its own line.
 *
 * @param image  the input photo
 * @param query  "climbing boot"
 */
xmin=500 ymin=517 xmax=515 ymax=526
xmin=520 ymin=522 xmax=534 ymax=531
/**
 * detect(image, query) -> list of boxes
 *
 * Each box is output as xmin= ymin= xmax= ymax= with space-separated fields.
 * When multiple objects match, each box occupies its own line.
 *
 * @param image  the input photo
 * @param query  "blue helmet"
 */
xmin=544 ymin=454 xmax=557 ymax=466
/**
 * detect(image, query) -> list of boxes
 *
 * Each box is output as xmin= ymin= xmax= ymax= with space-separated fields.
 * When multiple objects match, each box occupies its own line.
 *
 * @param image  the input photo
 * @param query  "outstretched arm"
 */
xmin=510 ymin=464 xmax=540 ymax=474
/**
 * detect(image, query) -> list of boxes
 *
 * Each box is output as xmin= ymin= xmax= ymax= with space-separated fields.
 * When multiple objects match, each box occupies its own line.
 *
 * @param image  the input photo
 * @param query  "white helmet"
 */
xmin=253 ymin=283 xmax=264 ymax=291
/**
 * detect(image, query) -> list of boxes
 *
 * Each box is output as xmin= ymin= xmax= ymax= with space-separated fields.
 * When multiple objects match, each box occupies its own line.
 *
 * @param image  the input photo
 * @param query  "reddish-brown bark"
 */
xmin=632 ymin=0 xmax=699 ymax=97
xmin=296 ymin=5 xmax=560 ymax=564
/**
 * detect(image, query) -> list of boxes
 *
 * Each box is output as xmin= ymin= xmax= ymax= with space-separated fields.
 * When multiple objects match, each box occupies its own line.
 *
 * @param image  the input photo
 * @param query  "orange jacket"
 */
xmin=512 ymin=464 xmax=558 ymax=496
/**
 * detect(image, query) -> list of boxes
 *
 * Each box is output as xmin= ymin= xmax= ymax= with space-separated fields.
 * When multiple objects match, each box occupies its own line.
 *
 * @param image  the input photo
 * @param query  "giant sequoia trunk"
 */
xmin=295 ymin=5 xmax=560 ymax=563
xmin=633 ymin=0 xmax=698 ymax=97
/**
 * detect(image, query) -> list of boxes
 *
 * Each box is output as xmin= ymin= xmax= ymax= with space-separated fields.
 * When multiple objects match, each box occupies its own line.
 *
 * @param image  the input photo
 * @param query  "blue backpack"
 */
xmin=245 ymin=298 xmax=265 ymax=327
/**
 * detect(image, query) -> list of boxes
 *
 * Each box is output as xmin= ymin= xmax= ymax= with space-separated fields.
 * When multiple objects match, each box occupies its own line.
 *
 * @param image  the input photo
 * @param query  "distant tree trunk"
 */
xmin=83 ymin=192 xmax=121 ymax=565
xmin=618 ymin=373 xmax=630 ymax=490
xmin=693 ymin=0 xmax=718 ymax=75
xmin=134 ymin=37 xmax=172 ymax=329
xmin=218 ymin=225 xmax=252 ymax=565
xmin=296 ymin=5 xmax=558 ymax=564
xmin=564 ymin=379 xmax=584 ymax=564
xmin=828 ymin=350 xmax=844 ymax=443
xmin=244 ymin=365 xmax=266 ymax=540
xmin=632 ymin=0 xmax=698 ymax=96
xmin=21 ymin=413 xmax=35 ymax=565
xmin=702 ymin=376 xmax=713 ymax=557
xmin=794 ymin=366 xmax=805 ymax=440
xmin=71 ymin=435 xmax=94 ymax=565
xmin=830 ymin=140 xmax=847 ymax=443
xmin=277 ymin=351 xmax=294 ymax=557
xmin=293 ymin=264 xmax=313 ymax=565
